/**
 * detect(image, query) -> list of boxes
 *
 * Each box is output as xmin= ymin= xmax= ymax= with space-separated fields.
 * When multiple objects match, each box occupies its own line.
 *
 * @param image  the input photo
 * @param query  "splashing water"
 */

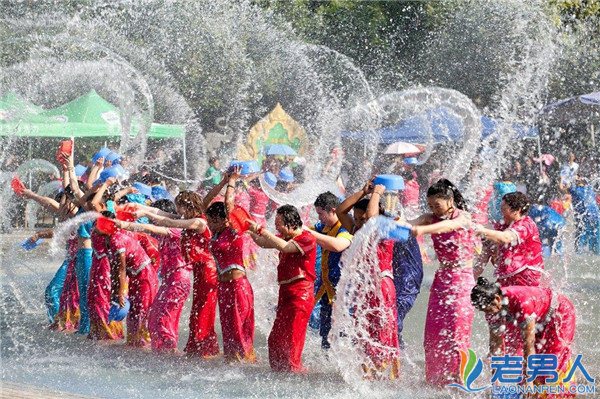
xmin=330 ymin=217 xmax=398 ymax=386
xmin=1 ymin=0 xmax=599 ymax=397
xmin=48 ymin=211 xmax=100 ymax=258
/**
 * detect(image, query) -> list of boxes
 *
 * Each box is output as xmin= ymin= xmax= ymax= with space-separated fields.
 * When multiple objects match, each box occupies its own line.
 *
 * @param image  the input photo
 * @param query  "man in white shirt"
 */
xmin=560 ymin=152 xmax=579 ymax=189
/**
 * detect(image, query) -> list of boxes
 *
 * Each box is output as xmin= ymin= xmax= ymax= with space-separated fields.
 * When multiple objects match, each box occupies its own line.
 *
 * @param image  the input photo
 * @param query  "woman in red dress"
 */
xmin=472 ymin=277 xmax=576 ymax=395
xmin=136 ymin=190 xmax=219 ymax=357
xmin=204 ymin=170 xmax=256 ymax=362
xmin=249 ymin=205 xmax=317 ymax=372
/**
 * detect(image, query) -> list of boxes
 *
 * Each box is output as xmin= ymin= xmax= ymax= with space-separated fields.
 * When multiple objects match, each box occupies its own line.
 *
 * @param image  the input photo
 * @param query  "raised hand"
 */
xmin=362 ymin=177 xmax=376 ymax=195
xmin=373 ymin=184 xmax=386 ymax=196
xmin=229 ymin=165 xmax=243 ymax=181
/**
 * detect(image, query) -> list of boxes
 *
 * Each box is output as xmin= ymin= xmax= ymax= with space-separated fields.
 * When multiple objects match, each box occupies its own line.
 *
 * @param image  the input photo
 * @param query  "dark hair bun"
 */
xmin=477 ymin=276 xmax=489 ymax=286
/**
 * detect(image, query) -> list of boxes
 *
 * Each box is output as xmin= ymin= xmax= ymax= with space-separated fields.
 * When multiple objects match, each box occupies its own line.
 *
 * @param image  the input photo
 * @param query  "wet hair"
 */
xmin=502 ymin=191 xmax=530 ymax=215
xmin=314 ymin=191 xmax=340 ymax=212
xmin=175 ymin=191 xmax=204 ymax=215
xmin=353 ymin=198 xmax=384 ymax=215
xmin=107 ymin=182 xmax=129 ymax=201
xmin=276 ymin=204 xmax=303 ymax=230
xmin=206 ymin=201 xmax=227 ymax=220
xmin=82 ymin=189 xmax=98 ymax=204
xmin=152 ymin=199 xmax=177 ymax=215
xmin=471 ymin=277 xmax=502 ymax=311
xmin=101 ymin=210 xmax=115 ymax=219
xmin=275 ymin=180 xmax=291 ymax=192
xmin=249 ymin=176 xmax=260 ymax=189
xmin=426 ymin=179 xmax=468 ymax=210
xmin=54 ymin=191 xmax=65 ymax=202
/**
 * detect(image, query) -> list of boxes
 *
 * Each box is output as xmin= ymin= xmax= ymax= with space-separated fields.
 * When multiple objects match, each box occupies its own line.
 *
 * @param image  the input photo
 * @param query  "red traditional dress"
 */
xmin=268 ymin=230 xmax=316 ymax=372
xmin=181 ymin=222 xmax=220 ymax=357
xmin=210 ymin=226 xmax=255 ymax=362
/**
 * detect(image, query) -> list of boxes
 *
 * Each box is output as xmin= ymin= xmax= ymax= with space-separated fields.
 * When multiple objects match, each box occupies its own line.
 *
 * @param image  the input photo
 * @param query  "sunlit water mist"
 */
xmin=48 ymin=212 xmax=100 ymax=258
xmin=1 ymin=0 xmax=598 ymax=397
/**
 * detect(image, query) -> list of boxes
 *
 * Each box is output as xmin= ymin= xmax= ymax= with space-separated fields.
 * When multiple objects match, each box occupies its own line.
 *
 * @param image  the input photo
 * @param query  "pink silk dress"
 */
xmin=87 ymin=230 xmax=124 ymax=340
xmin=495 ymin=216 xmax=545 ymax=287
xmin=424 ymin=209 xmax=476 ymax=386
xmin=489 ymin=286 xmax=575 ymax=389
xmin=147 ymin=228 xmax=192 ymax=351
xmin=109 ymin=230 xmax=158 ymax=347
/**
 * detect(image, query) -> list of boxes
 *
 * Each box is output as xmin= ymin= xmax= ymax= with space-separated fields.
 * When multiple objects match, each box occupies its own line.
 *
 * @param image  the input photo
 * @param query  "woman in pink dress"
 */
xmin=100 ymin=225 xmax=158 ymax=347
xmin=409 ymin=179 xmax=476 ymax=386
xmin=473 ymin=191 xmax=545 ymax=287
xmin=88 ymin=224 xmax=124 ymax=340
xmin=116 ymin=199 xmax=192 ymax=352
xmin=134 ymin=190 xmax=220 ymax=358
xmin=471 ymin=277 xmax=576 ymax=394
xmin=248 ymin=177 xmax=270 ymax=227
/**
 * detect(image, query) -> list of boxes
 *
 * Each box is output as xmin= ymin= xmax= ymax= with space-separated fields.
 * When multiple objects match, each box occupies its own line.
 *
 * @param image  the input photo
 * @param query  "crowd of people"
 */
xmin=10 ymin=139 xmax=593 ymax=394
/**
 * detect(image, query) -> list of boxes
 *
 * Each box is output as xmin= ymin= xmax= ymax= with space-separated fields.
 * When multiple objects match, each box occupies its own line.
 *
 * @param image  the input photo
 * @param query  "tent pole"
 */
xmin=28 ymin=140 xmax=32 ymax=187
xmin=182 ymin=135 xmax=188 ymax=181
xmin=536 ymin=136 xmax=543 ymax=175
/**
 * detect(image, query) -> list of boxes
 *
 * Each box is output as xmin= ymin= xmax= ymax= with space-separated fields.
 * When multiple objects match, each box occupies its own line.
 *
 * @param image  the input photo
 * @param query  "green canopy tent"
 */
xmin=0 ymin=90 xmax=188 ymax=177
xmin=0 ymin=90 xmax=185 ymax=138
xmin=0 ymin=91 xmax=44 ymax=122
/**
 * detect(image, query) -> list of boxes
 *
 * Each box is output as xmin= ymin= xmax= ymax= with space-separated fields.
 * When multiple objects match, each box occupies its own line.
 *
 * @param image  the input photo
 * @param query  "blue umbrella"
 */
xmin=481 ymin=116 xmax=539 ymax=139
xmin=265 ymin=144 xmax=297 ymax=156
xmin=341 ymin=111 xmax=539 ymax=143
xmin=541 ymin=91 xmax=600 ymax=126
xmin=379 ymin=107 xmax=464 ymax=144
